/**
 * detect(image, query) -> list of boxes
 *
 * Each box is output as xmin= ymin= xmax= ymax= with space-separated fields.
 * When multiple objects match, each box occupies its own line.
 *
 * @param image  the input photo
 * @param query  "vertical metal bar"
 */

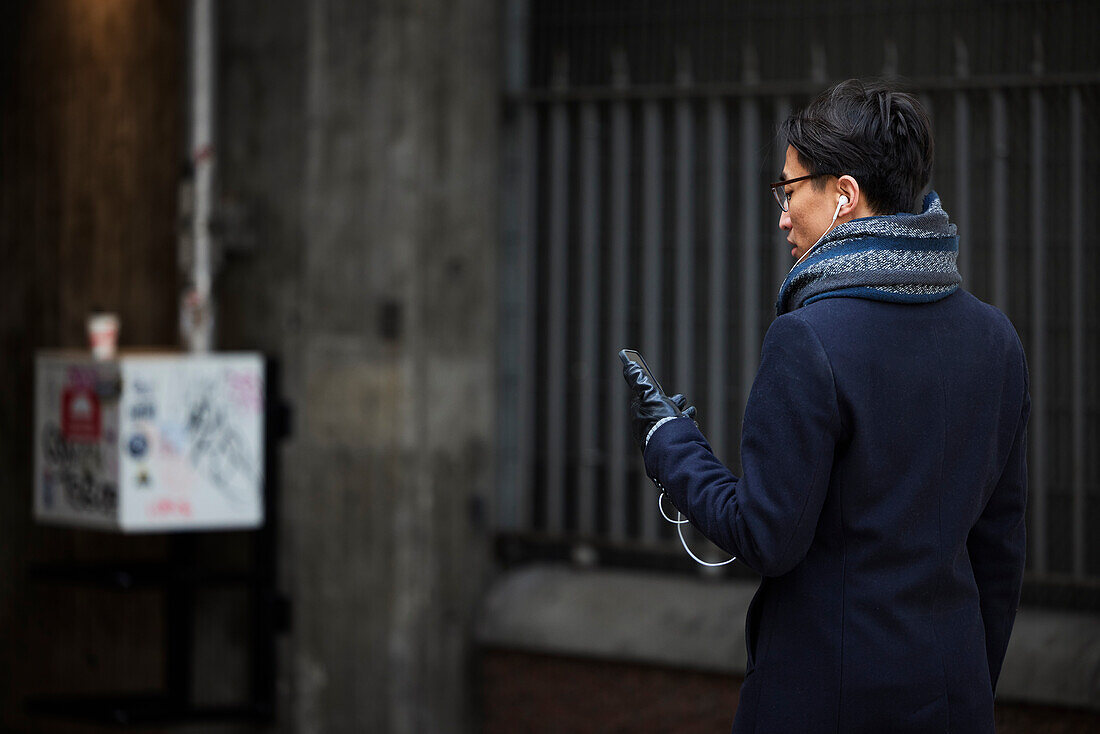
xmin=774 ymin=97 xmax=793 ymax=295
xmin=919 ymin=94 xmax=935 ymax=132
xmin=545 ymin=57 xmax=569 ymax=534
xmin=810 ymin=42 xmax=826 ymax=84
xmin=641 ymin=98 xmax=663 ymax=543
xmin=1069 ymin=88 xmax=1086 ymax=578
xmin=882 ymin=39 xmax=898 ymax=78
xmin=1028 ymin=75 xmax=1047 ymax=574
xmin=953 ymin=94 xmax=971 ymax=282
xmin=954 ymin=38 xmax=971 ymax=282
xmin=707 ymin=97 xmax=729 ymax=459
xmin=740 ymin=92 xmax=761 ymax=447
xmin=608 ymin=52 xmax=630 ymax=541
xmin=674 ymin=52 xmax=695 ymax=410
xmin=514 ymin=108 xmax=538 ymax=531
xmin=990 ymin=91 xmax=1009 ymax=310
xmin=504 ymin=0 xmax=529 ymax=99
xmin=577 ymin=101 xmax=600 ymax=536
xmin=498 ymin=0 xmax=534 ymax=531
xmin=497 ymin=144 xmax=520 ymax=529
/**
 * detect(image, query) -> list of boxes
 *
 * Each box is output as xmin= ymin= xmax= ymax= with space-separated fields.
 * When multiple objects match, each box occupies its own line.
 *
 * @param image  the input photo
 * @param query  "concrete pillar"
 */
xmin=218 ymin=0 xmax=499 ymax=731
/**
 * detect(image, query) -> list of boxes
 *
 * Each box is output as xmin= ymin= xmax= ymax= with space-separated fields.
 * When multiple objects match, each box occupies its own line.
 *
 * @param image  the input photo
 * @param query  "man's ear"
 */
xmin=836 ymin=175 xmax=865 ymax=217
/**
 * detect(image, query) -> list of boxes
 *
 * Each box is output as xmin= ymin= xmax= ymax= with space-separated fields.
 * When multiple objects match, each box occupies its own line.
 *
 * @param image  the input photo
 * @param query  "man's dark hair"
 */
xmin=781 ymin=79 xmax=934 ymax=214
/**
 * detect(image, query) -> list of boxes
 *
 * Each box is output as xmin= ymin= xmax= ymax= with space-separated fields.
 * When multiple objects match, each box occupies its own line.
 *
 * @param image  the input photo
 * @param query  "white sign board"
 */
xmin=35 ymin=351 xmax=264 ymax=532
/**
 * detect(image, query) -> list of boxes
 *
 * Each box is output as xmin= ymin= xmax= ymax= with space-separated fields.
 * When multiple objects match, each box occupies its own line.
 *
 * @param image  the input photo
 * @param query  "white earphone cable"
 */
xmin=657 ymin=491 xmax=689 ymax=524
xmin=657 ymin=492 xmax=737 ymax=567
xmin=790 ymin=194 xmax=848 ymax=271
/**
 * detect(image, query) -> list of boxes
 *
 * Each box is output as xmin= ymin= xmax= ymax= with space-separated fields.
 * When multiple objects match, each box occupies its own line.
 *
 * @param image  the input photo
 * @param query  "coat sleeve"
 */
xmin=967 ymin=383 xmax=1029 ymax=694
xmin=643 ymin=314 xmax=844 ymax=577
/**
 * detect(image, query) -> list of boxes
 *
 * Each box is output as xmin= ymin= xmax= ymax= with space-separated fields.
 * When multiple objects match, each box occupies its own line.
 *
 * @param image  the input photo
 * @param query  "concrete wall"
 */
xmin=0 ymin=0 xmax=498 ymax=731
xmin=217 ymin=1 xmax=499 ymax=731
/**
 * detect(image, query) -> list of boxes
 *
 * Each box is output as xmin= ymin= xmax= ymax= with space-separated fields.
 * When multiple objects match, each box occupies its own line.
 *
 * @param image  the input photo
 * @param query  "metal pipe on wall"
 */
xmin=182 ymin=0 xmax=217 ymax=352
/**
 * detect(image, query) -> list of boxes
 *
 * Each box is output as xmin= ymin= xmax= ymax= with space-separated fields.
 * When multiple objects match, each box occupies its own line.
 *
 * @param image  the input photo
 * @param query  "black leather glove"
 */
xmin=670 ymin=394 xmax=697 ymax=424
xmin=620 ymin=352 xmax=696 ymax=451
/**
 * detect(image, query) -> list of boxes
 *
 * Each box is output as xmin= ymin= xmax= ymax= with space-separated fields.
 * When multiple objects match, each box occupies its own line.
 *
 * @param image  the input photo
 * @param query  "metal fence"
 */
xmin=497 ymin=0 xmax=1100 ymax=595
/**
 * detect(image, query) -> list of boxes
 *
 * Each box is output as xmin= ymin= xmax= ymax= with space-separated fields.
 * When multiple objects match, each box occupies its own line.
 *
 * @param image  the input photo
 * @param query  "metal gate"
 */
xmin=497 ymin=0 xmax=1100 ymax=598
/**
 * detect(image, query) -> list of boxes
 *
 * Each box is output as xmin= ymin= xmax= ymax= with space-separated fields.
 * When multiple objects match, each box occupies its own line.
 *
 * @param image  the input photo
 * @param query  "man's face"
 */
xmin=778 ymin=145 xmax=839 ymax=262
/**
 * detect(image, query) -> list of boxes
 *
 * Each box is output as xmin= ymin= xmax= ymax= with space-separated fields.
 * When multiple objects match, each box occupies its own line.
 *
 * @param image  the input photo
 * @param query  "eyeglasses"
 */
xmin=769 ymin=173 xmax=832 ymax=212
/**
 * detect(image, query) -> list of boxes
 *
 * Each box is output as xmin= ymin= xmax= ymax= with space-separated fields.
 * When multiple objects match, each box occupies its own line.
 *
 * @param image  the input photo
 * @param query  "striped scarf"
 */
xmin=776 ymin=191 xmax=961 ymax=316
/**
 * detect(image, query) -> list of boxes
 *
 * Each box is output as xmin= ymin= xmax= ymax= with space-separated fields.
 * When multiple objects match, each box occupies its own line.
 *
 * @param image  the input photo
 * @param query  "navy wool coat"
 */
xmin=645 ymin=289 xmax=1029 ymax=734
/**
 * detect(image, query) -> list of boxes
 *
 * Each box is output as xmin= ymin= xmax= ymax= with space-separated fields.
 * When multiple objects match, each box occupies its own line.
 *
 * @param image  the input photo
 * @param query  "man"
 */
xmin=622 ymin=79 xmax=1029 ymax=733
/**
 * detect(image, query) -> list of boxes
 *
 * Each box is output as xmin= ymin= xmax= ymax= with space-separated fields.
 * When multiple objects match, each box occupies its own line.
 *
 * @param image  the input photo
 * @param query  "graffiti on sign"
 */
xmin=40 ymin=423 xmax=117 ymax=514
xmin=131 ymin=403 xmax=156 ymax=421
xmin=185 ymin=381 xmax=258 ymax=504
xmin=225 ymin=369 xmax=262 ymax=413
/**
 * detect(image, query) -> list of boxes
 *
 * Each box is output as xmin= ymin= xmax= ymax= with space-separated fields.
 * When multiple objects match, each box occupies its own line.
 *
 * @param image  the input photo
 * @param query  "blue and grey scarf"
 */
xmin=775 ymin=191 xmax=961 ymax=316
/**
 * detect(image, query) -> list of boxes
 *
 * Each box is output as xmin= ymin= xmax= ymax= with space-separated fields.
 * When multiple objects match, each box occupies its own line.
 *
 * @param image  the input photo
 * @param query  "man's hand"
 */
xmin=671 ymin=394 xmax=697 ymax=425
xmin=620 ymin=352 xmax=696 ymax=451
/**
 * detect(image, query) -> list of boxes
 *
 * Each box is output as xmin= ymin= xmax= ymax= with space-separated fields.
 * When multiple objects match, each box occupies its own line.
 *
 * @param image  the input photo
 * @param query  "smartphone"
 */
xmin=619 ymin=348 xmax=667 ymax=396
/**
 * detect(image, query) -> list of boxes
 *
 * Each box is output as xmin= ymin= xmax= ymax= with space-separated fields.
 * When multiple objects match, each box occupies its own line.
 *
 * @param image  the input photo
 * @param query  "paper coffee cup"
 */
xmin=87 ymin=312 xmax=120 ymax=360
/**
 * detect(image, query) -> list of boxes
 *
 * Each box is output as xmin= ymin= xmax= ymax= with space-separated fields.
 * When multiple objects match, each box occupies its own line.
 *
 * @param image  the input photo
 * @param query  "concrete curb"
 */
xmin=476 ymin=565 xmax=1100 ymax=710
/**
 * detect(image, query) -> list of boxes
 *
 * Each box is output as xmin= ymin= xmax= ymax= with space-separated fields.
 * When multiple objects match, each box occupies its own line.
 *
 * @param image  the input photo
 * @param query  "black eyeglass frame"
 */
xmin=769 ymin=173 xmax=835 ymax=212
